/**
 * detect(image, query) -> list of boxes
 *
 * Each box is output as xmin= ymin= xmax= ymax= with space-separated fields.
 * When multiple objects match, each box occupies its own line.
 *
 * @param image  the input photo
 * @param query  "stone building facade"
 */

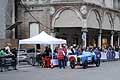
xmin=0 ymin=0 xmax=18 ymax=48
xmin=16 ymin=0 xmax=120 ymax=48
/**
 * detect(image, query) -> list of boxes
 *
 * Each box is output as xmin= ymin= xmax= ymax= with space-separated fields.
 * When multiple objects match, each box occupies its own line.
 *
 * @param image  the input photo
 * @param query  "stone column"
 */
xmin=111 ymin=31 xmax=114 ymax=47
xmin=82 ymin=19 xmax=87 ymax=48
xmin=118 ymin=37 xmax=119 ymax=46
xmin=50 ymin=28 xmax=55 ymax=37
xmin=117 ymin=32 xmax=120 ymax=46
xmin=98 ymin=29 xmax=102 ymax=48
xmin=50 ymin=28 xmax=55 ymax=59
xmin=81 ymin=28 xmax=88 ymax=48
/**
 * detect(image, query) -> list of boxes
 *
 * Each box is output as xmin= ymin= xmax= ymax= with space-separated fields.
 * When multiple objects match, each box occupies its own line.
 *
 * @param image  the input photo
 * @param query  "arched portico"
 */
xmin=102 ymin=12 xmax=114 ymax=48
xmin=114 ymin=15 xmax=120 ymax=46
xmin=86 ymin=8 xmax=102 ymax=48
xmin=52 ymin=6 xmax=83 ymax=28
xmin=50 ymin=5 xmax=120 ymax=48
xmin=51 ymin=6 xmax=83 ymax=46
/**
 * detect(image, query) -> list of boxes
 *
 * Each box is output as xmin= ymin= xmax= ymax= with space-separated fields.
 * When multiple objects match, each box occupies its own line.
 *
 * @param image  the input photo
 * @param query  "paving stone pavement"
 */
xmin=0 ymin=61 xmax=120 ymax=80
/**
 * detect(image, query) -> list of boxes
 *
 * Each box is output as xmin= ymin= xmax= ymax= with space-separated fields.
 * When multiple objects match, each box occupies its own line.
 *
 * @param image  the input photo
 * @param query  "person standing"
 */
xmin=44 ymin=46 xmax=52 ymax=68
xmin=44 ymin=46 xmax=52 ymax=57
xmin=62 ymin=44 xmax=67 ymax=66
xmin=57 ymin=48 xmax=65 ymax=69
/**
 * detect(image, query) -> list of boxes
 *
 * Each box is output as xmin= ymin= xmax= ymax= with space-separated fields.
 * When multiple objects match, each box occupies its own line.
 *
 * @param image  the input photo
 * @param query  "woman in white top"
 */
xmin=5 ymin=43 xmax=12 ymax=54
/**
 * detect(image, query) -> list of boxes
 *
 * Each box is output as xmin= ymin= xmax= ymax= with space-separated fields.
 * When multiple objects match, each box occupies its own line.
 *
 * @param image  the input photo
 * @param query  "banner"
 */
xmin=100 ymin=51 xmax=120 ymax=61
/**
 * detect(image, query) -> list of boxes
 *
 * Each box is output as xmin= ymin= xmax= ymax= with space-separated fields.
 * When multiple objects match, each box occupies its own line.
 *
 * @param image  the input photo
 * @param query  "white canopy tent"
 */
xmin=19 ymin=31 xmax=66 ymax=44
xmin=18 ymin=31 xmax=67 ymax=66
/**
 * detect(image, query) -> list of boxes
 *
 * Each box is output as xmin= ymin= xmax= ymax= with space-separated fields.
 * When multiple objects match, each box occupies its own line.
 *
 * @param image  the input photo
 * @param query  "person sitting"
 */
xmin=0 ymin=49 xmax=7 ymax=72
xmin=75 ymin=47 xmax=83 ymax=56
xmin=5 ymin=43 xmax=13 ymax=55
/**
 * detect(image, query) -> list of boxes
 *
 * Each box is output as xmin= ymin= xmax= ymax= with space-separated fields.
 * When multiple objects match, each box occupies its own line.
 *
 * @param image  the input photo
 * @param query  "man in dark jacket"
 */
xmin=11 ymin=48 xmax=17 ymax=70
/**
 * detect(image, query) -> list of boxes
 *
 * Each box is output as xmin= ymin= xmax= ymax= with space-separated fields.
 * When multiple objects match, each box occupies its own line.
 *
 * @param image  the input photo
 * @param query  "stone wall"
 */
xmin=0 ymin=39 xmax=18 ymax=49
xmin=0 ymin=0 xmax=7 ymax=39
xmin=17 ymin=6 xmax=51 ymax=39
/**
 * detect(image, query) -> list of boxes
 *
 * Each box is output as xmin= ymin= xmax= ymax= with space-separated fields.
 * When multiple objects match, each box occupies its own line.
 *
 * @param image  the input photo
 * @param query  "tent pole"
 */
xmin=34 ymin=45 xmax=37 ymax=65
xmin=34 ymin=45 xmax=37 ymax=57
xmin=17 ymin=44 xmax=20 ymax=68
xmin=60 ymin=44 xmax=62 ymax=48
xmin=51 ymin=44 xmax=54 ymax=59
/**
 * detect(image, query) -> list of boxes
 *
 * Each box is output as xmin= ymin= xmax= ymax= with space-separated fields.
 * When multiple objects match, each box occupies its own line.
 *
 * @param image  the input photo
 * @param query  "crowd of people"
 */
xmin=39 ymin=44 xmax=120 ymax=69
xmin=1 ymin=42 xmax=120 ymax=70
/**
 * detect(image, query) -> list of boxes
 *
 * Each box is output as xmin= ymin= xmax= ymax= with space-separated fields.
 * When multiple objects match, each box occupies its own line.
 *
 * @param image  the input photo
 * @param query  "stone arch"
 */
xmin=102 ymin=12 xmax=113 ymax=30
xmin=114 ymin=15 xmax=120 ymax=31
xmin=87 ymin=8 xmax=101 ymax=29
xmin=52 ymin=6 xmax=82 ymax=28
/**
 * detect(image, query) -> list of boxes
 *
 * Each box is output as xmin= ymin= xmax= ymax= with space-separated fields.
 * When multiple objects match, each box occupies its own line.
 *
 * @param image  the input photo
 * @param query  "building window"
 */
xmin=29 ymin=22 xmax=39 ymax=37
xmin=119 ymin=0 xmax=120 ymax=9
xmin=113 ymin=0 xmax=119 ymax=9
xmin=103 ymin=0 xmax=105 ymax=6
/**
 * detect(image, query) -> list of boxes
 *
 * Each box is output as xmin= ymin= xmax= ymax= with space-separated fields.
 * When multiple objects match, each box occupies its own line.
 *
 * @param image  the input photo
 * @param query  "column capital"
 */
xmin=111 ymin=30 xmax=114 ymax=35
xmin=50 ymin=28 xmax=55 ymax=33
xmin=117 ymin=32 xmax=120 ymax=36
xmin=81 ymin=28 xmax=88 ymax=32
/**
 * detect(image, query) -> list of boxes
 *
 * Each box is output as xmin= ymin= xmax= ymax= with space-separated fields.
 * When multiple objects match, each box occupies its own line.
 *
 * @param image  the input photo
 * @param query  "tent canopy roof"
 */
xmin=19 ymin=31 xmax=66 ymax=44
